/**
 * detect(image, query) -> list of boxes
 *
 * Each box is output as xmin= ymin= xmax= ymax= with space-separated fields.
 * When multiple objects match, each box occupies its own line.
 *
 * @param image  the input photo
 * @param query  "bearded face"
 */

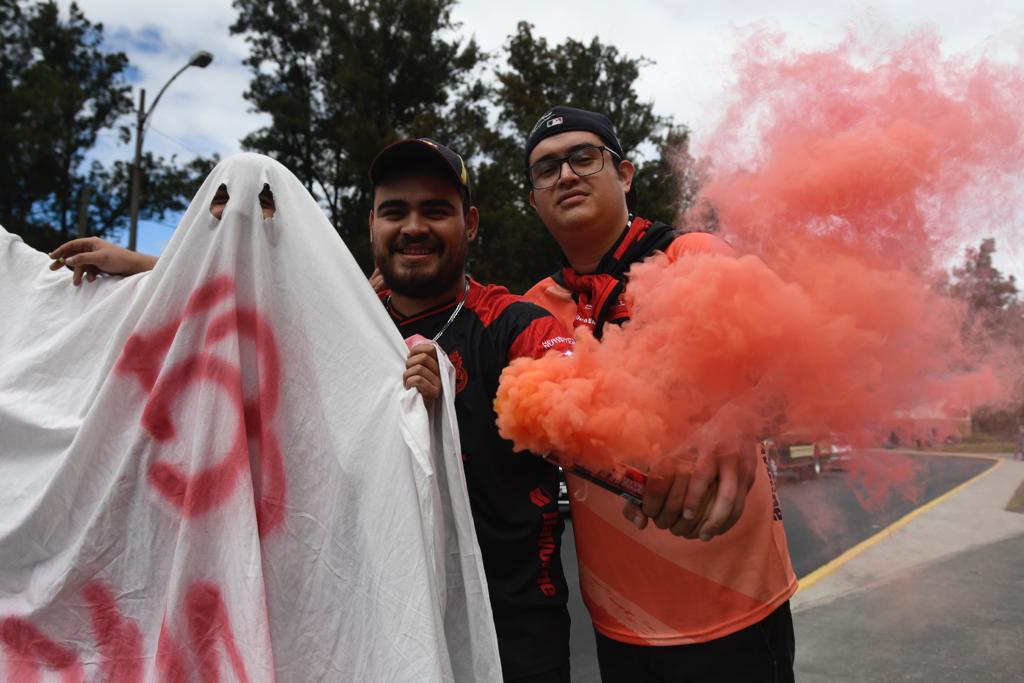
xmin=370 ymin=172 xmax=473 ymax=299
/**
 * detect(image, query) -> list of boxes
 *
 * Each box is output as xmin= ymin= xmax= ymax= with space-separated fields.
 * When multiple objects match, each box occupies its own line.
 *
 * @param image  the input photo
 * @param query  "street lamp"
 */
xmin=127 ymin=50 xmax=214 ymax=252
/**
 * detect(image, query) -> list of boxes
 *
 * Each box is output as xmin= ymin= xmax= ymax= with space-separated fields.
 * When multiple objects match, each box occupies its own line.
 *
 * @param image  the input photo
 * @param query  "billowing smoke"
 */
xmin=496 ymin=30 xmax=1024 ymax=474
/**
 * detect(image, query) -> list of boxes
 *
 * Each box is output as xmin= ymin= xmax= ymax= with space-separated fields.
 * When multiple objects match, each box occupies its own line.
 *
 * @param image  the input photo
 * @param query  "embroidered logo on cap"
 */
xmin=530 ymin=110 xmax=556 ymax=135
xmin=546 ymin=116 xmax=564 ymax=128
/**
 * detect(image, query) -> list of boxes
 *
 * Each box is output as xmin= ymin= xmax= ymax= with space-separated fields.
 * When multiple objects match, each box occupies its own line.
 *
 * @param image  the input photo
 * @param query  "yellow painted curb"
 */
xmin=796 ymin=456 xmax=1003 ymax=592
xmin=900 ymin=449 xmax=1012 ymax=461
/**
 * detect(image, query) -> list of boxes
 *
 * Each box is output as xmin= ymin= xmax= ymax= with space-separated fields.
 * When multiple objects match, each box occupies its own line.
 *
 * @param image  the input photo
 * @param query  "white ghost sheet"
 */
xmin=0 ymin=153 xmax=501 ymax=682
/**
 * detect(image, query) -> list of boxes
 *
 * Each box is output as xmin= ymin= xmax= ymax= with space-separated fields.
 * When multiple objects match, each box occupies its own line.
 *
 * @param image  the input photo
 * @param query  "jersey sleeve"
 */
xmin=494 ymin=301 xmax=574 ymax=363
xmin=509 ymin=314 xmax=574 ymax=361
xmin=664 ymin=232 xmax=737 ymax=261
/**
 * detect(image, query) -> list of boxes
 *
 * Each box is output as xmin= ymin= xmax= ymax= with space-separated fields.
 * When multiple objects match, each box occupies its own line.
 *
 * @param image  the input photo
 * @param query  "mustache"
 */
xmin=391 ymin=236 xmax=443 ymax=252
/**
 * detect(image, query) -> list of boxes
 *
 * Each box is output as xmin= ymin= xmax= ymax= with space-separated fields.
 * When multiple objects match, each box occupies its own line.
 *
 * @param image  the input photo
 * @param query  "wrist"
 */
xmin=133 ymin=252 xmax=158 ymax=274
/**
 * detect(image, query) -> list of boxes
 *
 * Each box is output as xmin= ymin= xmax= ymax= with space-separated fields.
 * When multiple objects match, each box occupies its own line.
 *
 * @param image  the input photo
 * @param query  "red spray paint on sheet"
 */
xmin=496 ymin=31 xmax=1023 ymax=479
xmin=116 ymin=275 xmax=287 ymax=537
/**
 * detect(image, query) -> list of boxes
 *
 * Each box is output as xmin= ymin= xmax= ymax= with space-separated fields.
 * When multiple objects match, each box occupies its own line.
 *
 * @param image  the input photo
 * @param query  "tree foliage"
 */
xmin=84 ymin=152 xmax=220 ymax=241
xmin=946 ymin=238 xmax=1024 ymax=433
xmin=948 ymin=238 xmax=1023 ymax=347
xmin=464 ymin=22 xmax=700 ymax=291
xmin=230 ymin=11 xmax=702 ymax=290
xmin=0 ymin=1 xmax=217 ymax=252
xmin=7 ymin=1 xmax=706 ymax=279
xmin=231 ymin=0 xmax=487 ymax=268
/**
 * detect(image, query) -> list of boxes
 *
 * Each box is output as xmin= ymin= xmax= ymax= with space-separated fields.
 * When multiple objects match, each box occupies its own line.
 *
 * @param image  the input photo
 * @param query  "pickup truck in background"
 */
xmin=763 ymin=432 xmax=852 ymax=480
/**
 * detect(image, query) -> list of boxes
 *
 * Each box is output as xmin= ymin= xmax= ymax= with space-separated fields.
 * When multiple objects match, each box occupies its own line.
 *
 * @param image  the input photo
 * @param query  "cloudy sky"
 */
xmin=64 ymin=0 xmax=1024 ymax=278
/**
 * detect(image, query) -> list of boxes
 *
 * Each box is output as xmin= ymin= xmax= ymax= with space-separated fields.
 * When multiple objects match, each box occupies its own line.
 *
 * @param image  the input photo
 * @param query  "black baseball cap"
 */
xmin=524 ymin=105 xmax=636 ymax=210
xmin=369 ymin=138 xmax=471 ymax=200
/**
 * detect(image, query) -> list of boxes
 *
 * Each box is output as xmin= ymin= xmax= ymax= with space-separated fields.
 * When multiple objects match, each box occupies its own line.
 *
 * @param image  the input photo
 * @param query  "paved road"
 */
xmin=560 ymin=451 xmax=998 ymax=682
xmin=562 ymin=522 xmax=601 ymax=683
xmin=794 ymin=530 xmax=1024 ymax=682
xmin=776 ymin=451 xmax=994 ymax=576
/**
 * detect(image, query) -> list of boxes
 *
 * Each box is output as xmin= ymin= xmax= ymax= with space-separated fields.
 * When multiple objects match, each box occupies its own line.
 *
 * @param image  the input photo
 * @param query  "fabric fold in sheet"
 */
xmin=0 ymin=153 xmax=501 ymax=682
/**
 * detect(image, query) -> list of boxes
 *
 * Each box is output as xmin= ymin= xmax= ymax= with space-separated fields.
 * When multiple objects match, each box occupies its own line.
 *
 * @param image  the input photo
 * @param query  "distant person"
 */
xmin=521 ymin=105 xmax=797 ymax=683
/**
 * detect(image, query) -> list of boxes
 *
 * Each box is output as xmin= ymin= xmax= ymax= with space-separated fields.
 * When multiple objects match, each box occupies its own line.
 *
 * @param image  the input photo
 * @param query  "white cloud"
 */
xmin=453 ymin=0 xmax=1024 ymax=137
xmin=66 ymin=0 xmax=1024 ymax=156
xmin=459 ymin=0 xmax=1024 ymax=280
xmin=60 ymin=0 xmax=266 ymax=163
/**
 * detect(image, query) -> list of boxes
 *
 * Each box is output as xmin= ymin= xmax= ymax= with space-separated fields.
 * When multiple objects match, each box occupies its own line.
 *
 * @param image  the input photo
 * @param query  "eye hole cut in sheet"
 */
xmin=209 ymin=183 xmax=276 ymax=221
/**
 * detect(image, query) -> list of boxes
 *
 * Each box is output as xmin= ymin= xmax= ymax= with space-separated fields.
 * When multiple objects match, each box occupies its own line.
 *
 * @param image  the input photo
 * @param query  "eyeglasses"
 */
xmin=527 ymin=144 xmax=621 ymax=190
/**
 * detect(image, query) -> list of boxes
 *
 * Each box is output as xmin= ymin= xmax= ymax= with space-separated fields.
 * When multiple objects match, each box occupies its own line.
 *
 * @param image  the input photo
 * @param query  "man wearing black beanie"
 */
xmin=522 ymin=105 xmax=798 ymax=683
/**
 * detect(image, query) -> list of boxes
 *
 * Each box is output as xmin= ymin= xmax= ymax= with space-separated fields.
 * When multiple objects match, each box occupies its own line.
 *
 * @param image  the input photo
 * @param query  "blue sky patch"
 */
xmin=109 ymin=25 xmax=166 ymax=56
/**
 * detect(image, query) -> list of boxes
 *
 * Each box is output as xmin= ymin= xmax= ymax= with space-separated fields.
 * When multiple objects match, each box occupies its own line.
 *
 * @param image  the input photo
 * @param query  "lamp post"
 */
xmin=127 ymin=50 xmax=213 ymax=252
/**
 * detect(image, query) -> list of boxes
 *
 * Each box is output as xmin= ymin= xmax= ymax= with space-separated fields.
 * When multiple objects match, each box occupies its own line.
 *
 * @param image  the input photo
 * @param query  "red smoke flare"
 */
xmin=496 ymin=30 xmax=1023 ymax=475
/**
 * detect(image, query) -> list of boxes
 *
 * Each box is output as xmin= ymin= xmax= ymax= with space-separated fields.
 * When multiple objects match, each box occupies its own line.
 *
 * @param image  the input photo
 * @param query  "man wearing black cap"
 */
xmin=522 ymin=107 xmax=797 ymax=682
xmin=369 ymin=138 xmax=574 ymax=683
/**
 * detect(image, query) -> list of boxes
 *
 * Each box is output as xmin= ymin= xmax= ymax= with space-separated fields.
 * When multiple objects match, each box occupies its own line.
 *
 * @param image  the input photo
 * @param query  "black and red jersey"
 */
xmin=384 ymin=277 xmax=574 ymax=679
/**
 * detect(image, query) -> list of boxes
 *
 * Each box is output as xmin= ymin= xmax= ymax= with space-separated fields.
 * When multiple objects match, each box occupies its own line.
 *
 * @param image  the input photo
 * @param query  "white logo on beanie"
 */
xmin=531 ymin=110 xmax=556 ymax=135
xmin=546 ymin=116 xmax=564 ymax=128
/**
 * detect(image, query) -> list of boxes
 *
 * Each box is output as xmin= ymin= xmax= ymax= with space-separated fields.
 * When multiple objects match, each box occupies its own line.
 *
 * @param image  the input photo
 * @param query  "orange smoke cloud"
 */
xmin=496 ymin=30 xmax=1023 ymax=473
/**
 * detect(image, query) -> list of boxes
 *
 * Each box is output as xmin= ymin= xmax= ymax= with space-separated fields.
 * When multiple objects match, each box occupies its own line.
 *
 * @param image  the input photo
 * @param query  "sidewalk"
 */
xmin=793 ymin=454 xmax=1024 ymax=682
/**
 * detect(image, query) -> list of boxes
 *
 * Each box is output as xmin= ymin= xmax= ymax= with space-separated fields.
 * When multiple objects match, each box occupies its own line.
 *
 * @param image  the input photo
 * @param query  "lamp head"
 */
xmin=189 ymin=51 xmax=213 ymax=68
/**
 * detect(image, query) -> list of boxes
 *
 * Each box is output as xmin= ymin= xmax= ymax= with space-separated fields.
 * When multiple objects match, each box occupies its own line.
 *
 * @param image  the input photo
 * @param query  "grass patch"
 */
xmin=932 ymin=441 xmax=1015 ymax=454
xmin=1006 ymin=479 xmax=1024 ymax=514
xmin=925 ymin=433 xmax=1016 ymax=454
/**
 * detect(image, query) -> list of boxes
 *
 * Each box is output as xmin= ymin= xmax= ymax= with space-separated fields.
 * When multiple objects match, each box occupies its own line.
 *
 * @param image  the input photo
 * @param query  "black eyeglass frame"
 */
xmin=526 ymin=144 xmax=623 ymax=190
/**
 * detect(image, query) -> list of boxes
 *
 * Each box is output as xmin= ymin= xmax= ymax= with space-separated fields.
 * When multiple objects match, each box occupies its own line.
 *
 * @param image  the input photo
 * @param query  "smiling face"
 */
xmin=369 ymin=172 xmax=478 ymax=299
xmin=527 ymin=130 xmax=635 ymax=257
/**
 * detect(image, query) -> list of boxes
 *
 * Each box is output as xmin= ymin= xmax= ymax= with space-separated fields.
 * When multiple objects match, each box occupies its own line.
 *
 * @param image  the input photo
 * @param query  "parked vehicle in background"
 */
xmin=763 ymin=431 xmax=851 ymax=480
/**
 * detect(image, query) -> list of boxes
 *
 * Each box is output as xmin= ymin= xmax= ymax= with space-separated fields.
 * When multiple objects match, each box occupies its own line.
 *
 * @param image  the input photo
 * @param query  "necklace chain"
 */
xmin=388 ymin=279 xmax=471 ymax=343
xmin=429 ymin=280 xmax=471 ymax=342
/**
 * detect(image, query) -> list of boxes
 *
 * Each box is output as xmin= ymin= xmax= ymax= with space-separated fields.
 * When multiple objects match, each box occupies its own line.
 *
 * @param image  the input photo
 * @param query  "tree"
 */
xmin=0 ymin=0 xmax=124 ymax=247
xmin=0 ymin=1 xmax=216 ymax=252
xmin=230 ymin=0 xmax=487 ymax=269
xmin=229 ymin=12 xmax=703 ymax=289
xmin=227 ymin=10 xmax=712 ymax=289
xmin=948 ymin=238 xmax=1023 ymax=345
xmin=946 ymin=238 xmax=1024 ymax=435
xmin=84 ymin=153 xmax=221 ymax=241
xmin=644 ymin=126 xmax=717 ymax=231
xmin=469 ymin=22 xmax=702 ymax=292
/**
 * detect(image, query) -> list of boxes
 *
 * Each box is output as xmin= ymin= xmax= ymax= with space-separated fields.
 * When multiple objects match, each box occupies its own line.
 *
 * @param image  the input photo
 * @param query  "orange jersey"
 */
xmin=525 ymin=231 xmax=797 ymax=645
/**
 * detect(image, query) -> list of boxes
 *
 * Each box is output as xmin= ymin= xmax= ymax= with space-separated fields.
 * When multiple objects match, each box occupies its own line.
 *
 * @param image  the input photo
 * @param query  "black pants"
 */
xmin=507 ymin=661 xmax=572 ymax=683
xmin=594 ymin=601 xmax=795 ymax=683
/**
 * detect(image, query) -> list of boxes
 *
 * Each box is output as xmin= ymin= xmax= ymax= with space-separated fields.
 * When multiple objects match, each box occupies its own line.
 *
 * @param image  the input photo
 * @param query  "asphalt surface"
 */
xmin=560 ymin=451 xmax=1001 ymax=682
xmin=776 ymin=451 xmax=994 ymax=576
xmin=795 ymin=530 xmax=1024 ymax=682
xmin=562 ymin=523 xmax=602 ymax=683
